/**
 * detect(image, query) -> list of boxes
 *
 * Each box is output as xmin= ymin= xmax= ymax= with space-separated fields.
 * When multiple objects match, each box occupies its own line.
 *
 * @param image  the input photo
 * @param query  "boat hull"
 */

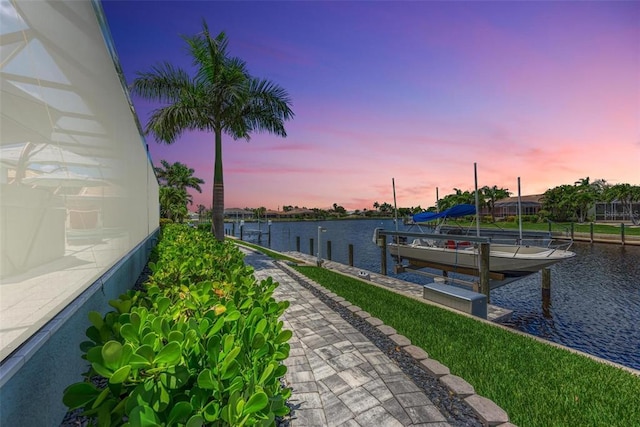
xmin=389 ymin=242 xmax=575 ymax=277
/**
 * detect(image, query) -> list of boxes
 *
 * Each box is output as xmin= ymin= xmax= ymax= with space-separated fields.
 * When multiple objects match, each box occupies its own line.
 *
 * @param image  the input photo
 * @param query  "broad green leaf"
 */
xmin=221 ymin=360 xmax=240 ymax=380
xmin=129 ymin=353 xmax=151 ymax=369
xmin=252 ymin=332 xmax=266 ymax=349
xmin=244 ymin=391 xmax=268 ymax=414
xmin=203 ymin=400 xmax=221 ymax=422
xmin=258 ymin=363 xmax=274 ymax=385
xmin=101 ymin=341 xmax=123 ymax=370
xmin=223 ymin=335 xmax=235 ymax=354
xmin=109 ymin=364 xmax=131 ymax=384
xmin=156 ymin=297 xmax=171 ymax=315
xmin=224 ymin=310 xmax=241 ymax=322
xmin=197 ymin=369 xmax=215 ymax=389
xmin=159 ymin=365 xmax=190 ymax=389
xmin=120 ymin=323 xmax=139 ymax=343
xmin=209 ymin=316 xmax=225 ymax=335
xmin=86 ymin=346 xmax=103 ymax=364
xmin=221 ymin=346 xmax=241 ymax=371
xmin=91 ymin=362 xmax=113 ymax=379
xmin=275 ymin=330 xmax=293 ymax=344
xmin=91 ymin=387 xmax=110 ymax=410
xmin=63 ymin=382 xmax=99 ymax=409
xmin=135 ymin=344 xmax=155 ymax=362
xmin=79 ymin=340 xmax=95 ymax=353
xmin=254 ymin=318 xmax=267 ymax=335
xmin=88 ymin=311 xmax=104 ymax=329
xmin=274 ymin=364 xmax=287 ymax=378
xmin=185 ymin=414 xmax=204 ymax=427
xmin=154 ymin=341 xmax=181 ymax=365
xmin=128 ymin=404 xmax=160 ymax=427
xmin=167 ymin=401 xmax=193 ymax=425
xmin=152 ymin=382 xmax=171 ymax=413
xmin=141 ymin=331 xmax=157 ymax=348
xmin=168 ymin=330 xmax=184 ymax=343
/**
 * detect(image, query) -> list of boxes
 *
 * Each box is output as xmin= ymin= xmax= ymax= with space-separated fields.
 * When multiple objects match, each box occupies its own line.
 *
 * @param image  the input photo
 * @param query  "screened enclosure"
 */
xmin=0 ymin=0 xmax=159 ymax=362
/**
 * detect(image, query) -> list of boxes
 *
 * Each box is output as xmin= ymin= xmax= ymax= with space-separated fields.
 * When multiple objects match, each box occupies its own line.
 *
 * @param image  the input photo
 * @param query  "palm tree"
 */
xmin=159 ymin=186 xmax=189 ymax=222
xmin=132 ymin=21 xmax=294 ymax=241
xmin=481 ymin=185 xmax=510 ymax=222
xmin=155 ymin=160 xmax=204 ymax=194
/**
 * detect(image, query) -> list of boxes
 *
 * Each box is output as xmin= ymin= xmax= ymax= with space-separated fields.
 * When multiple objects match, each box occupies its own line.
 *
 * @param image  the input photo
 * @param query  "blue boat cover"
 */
xmin=412 ymin=204 xmax=476 ymax=223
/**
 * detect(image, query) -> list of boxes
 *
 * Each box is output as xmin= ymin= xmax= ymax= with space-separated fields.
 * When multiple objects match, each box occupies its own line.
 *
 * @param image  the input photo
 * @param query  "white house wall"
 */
xmin=0 ymin=0 xmax=159 ymax=423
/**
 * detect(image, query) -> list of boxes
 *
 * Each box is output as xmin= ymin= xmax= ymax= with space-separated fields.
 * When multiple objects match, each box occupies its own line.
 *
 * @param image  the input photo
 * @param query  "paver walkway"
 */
xmin=241 ymin=248 xmax=453 ymax=426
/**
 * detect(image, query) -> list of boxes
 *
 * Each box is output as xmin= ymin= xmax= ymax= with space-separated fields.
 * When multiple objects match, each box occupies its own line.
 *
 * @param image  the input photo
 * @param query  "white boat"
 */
xmin=384 ymin=204 xmax=576 ymax=281
xmin=389 ymin=238 xmax=576 ymax=278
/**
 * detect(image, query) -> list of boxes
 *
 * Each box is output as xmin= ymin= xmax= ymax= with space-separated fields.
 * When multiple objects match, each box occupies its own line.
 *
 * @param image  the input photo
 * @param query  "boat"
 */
xmin=385 ymin=204 xmax=576 ymax=282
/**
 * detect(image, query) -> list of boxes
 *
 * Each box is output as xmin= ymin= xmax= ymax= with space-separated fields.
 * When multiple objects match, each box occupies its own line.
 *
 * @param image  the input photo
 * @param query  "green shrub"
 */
xmin=160 ymin=218 xmax=174 ymax=227
xmin=63 ymin=224 xmax=291 ymax=426
xmin=197 ymin=222 xmax=212 ymax=232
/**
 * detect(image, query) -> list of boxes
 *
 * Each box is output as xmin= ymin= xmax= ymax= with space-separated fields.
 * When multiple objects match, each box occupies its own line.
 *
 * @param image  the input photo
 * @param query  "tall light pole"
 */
xmin=317 ymin=226 xmax=326 ymax=266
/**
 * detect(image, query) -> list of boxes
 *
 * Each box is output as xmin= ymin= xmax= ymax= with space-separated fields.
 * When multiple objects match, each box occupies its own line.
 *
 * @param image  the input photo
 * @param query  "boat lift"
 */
xmin=373 ymin=227 xmax=559 ymax=306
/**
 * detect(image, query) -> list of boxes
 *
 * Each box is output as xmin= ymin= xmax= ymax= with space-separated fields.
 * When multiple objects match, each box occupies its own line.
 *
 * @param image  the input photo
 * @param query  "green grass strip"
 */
xmin=292 ymin=265 xmax=640 ymax=427
xmin=453 ymin=220 xmax=640 ymax=236
xmin=232 ymin=239 xmax=302 ymax=263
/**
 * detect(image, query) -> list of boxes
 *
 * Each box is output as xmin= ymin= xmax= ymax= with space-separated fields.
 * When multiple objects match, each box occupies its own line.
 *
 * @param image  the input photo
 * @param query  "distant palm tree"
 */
xmin=132 ymin=21 xmax=294 ymax=241
xmin=155 ymin=160 xmax=204 ymax=194
xmin=481 ymin=185 xmax=510 ymax=222
xmin=159 ymin=186 xmax=189 ymax=222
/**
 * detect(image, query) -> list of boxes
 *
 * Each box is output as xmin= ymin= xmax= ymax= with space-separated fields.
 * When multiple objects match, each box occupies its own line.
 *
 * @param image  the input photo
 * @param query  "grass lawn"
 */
xmin=292 ymin=265 xmax=640 ymax=427
xmin=232 ymin=239 xmax=302 ymax=263
xmin=455 ymin=220 xmax=640 ymax=236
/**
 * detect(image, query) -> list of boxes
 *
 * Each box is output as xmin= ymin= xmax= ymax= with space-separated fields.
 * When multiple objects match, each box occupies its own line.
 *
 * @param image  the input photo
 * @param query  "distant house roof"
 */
xmin=494 ymin=194 xmax=544 ymax=207
xmin=224 ymin=208 xmax=253 ymax=216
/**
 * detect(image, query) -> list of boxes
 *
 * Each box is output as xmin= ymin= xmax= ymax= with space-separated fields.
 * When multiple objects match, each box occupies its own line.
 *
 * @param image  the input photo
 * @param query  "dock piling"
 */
xmin=348 ymin=244 xmax=354 ymax=266
xmin=479 ymin=242 xmax=490 ymax=303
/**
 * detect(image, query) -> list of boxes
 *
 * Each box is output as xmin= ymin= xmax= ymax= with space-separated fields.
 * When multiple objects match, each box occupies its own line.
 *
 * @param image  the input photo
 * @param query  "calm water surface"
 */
xmin=228 ymin=219 xmax=640 ymax=370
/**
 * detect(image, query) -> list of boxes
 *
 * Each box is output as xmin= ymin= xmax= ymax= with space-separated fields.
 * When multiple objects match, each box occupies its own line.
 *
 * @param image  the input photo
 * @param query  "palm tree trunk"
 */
xmin=212 ymin=128 xmax=225 ymax=241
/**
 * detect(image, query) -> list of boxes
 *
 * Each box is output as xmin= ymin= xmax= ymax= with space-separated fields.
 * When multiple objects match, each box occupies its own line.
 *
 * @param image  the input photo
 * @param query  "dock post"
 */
xmin=380 ymin=234 xmax=387 ymax=276
xmin=542 ymin=268 xmax=551 ymax=318
xmin=232 ymin=223 xmax=235 ymax=236
xmin=348 ymin=244 xmax=354 ymax=266
xmin=479 ymin=242 xmax=490 ymax=303
xmin=268 ymin=222 xmax=272 ymax=246
xmin=327 ymin=240 xmax=332 ymax=261
xmin=240 ymin=224 xmax=244 ymax=241
xmin=621 ymin=223 xmax=625 ymax=245
xmin=309 ymin=238 xmax=314 ymax=256
xmin=590 ymin=223 xmax=594 ymax=243
xmin=296 ymin=236 xmax=300 ymax=252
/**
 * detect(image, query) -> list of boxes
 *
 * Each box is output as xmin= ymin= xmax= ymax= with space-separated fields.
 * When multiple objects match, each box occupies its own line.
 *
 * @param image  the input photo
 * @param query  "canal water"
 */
xmin=227 ymin=219 xmax=640 ymax=370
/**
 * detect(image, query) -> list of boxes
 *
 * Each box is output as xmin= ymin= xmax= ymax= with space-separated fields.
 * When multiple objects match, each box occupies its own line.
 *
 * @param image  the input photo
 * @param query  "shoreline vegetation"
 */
xmin=217 ymin=217 xmax=640 ymax=237
xmin=234 ymin=240 xmax=640 ymax=426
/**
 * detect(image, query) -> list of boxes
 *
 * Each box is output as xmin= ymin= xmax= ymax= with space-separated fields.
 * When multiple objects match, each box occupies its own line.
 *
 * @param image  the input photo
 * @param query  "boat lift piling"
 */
xmin=377 ymin=229 xmax=492 ymax=301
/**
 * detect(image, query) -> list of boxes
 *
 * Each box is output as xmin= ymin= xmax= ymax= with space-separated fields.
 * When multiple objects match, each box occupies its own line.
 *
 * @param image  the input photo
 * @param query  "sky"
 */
xmin=101 ymin=1 xmax=639 ymax=212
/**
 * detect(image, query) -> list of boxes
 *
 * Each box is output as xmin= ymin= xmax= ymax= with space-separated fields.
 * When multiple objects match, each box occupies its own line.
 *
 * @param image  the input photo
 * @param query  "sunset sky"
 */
xmin=102 ymin=1 xmax=639 ymax=211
